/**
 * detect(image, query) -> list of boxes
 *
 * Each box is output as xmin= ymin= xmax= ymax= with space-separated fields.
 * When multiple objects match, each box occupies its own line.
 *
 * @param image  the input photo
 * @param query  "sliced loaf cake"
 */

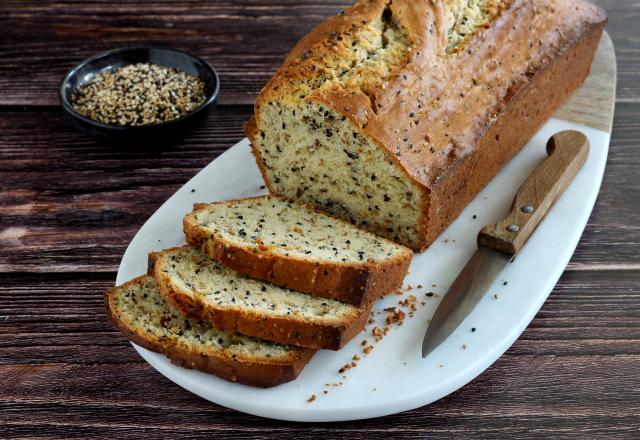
xmin=246 ymin=0 xmax=605 ymax=250
xmin=105 ymin=275 xmax=315 ymax=387
xmin=184 ymin=196 xmax=412 ymax=307
xmin=149 ymin=246 xmax=371 ymax=350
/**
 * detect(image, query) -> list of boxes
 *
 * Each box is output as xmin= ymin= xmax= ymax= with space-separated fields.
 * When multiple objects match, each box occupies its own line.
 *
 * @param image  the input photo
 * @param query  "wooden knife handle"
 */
xmin=477 ymin=130 xmax=590 ymax=255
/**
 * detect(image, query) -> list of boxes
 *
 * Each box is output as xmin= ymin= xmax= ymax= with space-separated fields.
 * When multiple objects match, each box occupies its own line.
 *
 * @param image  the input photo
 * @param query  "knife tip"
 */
xmin=421 ymin=337 xmax=437 ymax=358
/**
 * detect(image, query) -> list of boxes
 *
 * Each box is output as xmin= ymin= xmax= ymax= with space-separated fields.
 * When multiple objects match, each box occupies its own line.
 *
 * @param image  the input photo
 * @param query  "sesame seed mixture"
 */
xmin=70 ymin=63 xmax=206 ymax=126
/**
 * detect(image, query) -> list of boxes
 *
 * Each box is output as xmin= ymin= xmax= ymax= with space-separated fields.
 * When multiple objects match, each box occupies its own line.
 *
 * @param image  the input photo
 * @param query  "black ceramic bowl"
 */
xmin=59 ymin=46 xmax=219 ymax=144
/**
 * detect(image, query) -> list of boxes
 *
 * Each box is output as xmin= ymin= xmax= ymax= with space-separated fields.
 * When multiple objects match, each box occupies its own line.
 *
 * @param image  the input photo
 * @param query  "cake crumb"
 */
xmin=493 ymin=293 xmax=499 ymax=299
xmin=399 ymin=295 xmax=417 ymax=308
xmin=361 ymin=339 xmax=368 ymax=346
xmin=353 ymin=354 xmax=361 ymax=361
xmin=372 ymin=327 xmax=383 ymax=341
xmin=417 ymin=284 xmax=423 ymax=289
xmin=307 ymin=394 xmax=317 ymax=403
xmin=363 ymin=345 xmax=373 ymax=355
xmin=385 ymin=309 xmax=406 ymax=325
xmin=323 ymin=390 xmax=328 ymax=395
xmin=338 ymin=362 xmax=357 ymax=374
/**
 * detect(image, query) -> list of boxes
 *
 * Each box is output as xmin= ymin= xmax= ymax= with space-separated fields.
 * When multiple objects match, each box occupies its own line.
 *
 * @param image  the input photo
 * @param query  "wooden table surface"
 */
xmin=1 ymin=1 xmax=639 ymax=437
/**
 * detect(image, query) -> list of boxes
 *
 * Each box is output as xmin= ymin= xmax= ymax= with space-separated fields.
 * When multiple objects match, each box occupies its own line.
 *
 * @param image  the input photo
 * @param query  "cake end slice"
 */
xmin=105 ymin=275 xmax=315 ymax=387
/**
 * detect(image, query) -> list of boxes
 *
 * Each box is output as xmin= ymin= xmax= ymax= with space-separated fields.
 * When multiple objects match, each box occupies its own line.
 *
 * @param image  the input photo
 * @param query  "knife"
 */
xmin=421 ymin=130 xmax=590 ymax=358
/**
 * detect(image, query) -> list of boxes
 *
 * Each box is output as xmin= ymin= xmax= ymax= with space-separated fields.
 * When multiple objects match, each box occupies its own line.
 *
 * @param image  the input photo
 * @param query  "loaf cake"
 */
xmin=246 ymin=0 xmax=606 ymax=250
xmin=184 ymin=196 xmax=412 ymax=306
xmin=149 ymin=246 xmax=372 ymax=350
xmin=105 ymin=275 xmax=315 ymax=387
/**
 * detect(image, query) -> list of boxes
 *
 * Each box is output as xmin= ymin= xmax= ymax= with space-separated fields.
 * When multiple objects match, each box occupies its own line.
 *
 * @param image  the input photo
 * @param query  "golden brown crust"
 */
xmin=246 ymin=0 xmax=607 ymax=251
xmin=104 ymin=276 xmax=315 ymax=388
xmin=418 ymin=20 xmax=607 ymax=248
xmin=245 ymin=117 xmax=277 ymax=196
xmin=183 ymin=196 xmax=412 ymax=307
xmin=149 ymin=249 xmax=373 ymax=350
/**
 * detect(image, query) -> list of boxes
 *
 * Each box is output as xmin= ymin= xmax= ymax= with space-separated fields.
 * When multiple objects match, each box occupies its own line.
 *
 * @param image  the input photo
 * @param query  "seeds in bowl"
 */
xmin=70 ymin=63 xmax=207 ymax=126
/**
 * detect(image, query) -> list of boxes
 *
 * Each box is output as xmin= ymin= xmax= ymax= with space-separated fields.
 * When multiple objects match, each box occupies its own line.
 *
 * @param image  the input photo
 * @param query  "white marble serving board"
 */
xmin=116 ymin=33 xmax=616 ymax=422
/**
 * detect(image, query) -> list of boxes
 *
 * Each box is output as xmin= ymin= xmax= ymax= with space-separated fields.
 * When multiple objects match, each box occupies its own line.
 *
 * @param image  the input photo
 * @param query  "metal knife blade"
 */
xmin=421 ymin=247 xmax=510 ymax=357
xmin=421 ymin=131 xmax=590 ymax=358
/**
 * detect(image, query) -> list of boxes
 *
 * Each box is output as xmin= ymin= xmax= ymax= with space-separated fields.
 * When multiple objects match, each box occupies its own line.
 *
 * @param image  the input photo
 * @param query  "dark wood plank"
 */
xmin=2 ymin=269 xmax=638 ymax=437
xmin=2 ymin=270 xmax=639 ymax=361
xmin=1 ymin=103 xmax=639 ymax=273
xmin=0 ymin=0 xmax=638 ymax=436
xmin=0 ymin=357 xmax=638 ymax=437
xmin=0 ymin=0 xmax=637 ymax=106
xmin=0 ymin=0 xmax=348 ymax=107
xmin=0 ymin=105 xmax=246 ymax=272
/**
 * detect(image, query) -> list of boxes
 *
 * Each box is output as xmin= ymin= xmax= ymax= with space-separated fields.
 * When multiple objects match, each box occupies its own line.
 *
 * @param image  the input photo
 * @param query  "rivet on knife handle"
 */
xmin=477 ymin=130 xmax=590 ymax=255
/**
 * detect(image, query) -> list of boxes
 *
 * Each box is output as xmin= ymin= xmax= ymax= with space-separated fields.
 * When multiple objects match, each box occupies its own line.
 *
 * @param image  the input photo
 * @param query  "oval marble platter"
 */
xmin=116 ymin=33 xmax=616 ymax=422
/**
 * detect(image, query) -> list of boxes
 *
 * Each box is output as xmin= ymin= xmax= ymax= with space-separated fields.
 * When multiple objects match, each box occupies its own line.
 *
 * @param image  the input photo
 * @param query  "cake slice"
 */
xmin=105 ymin=275 xmax=315 ymax=387
xmin=183 ymin=196 xmax=412 ymax=307
xmin=149 ymin=246 xmax=371 ymax=350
